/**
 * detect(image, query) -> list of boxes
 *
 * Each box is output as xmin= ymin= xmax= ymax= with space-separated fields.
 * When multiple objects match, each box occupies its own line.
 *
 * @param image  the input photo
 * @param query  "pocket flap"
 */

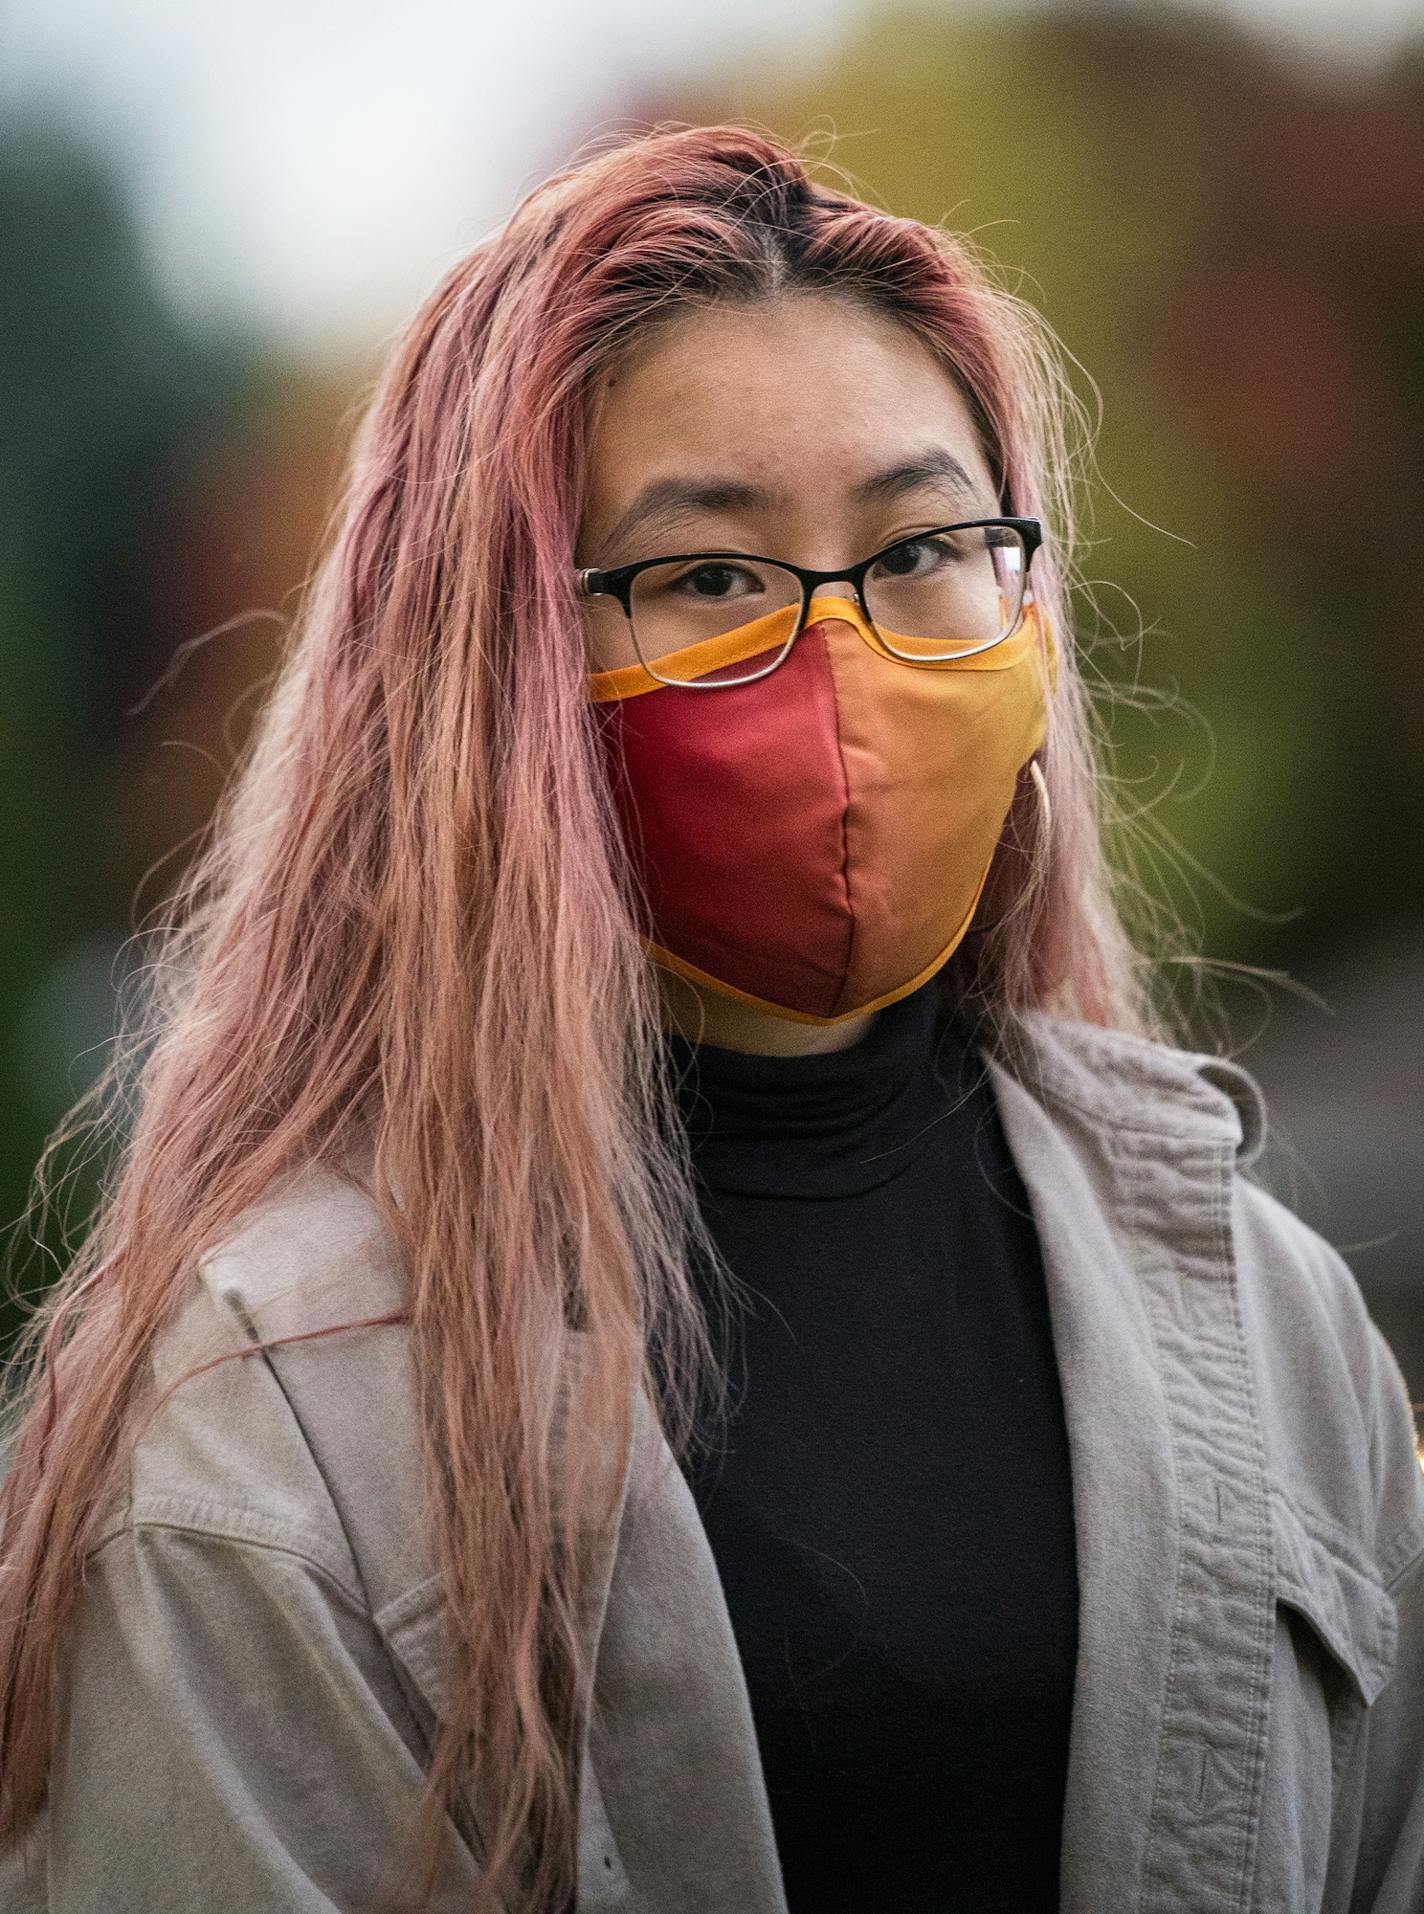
xmin=379 ymin=1573 xmax=632 ymax=1903
xmin=1271 ymin=1488 xmax=1397 ymax=1705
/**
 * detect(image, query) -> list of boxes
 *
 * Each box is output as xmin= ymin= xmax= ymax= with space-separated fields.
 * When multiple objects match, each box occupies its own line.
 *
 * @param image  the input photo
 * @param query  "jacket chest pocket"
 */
xmin=1263 ymin=1487 xmax=1398 ymax=1875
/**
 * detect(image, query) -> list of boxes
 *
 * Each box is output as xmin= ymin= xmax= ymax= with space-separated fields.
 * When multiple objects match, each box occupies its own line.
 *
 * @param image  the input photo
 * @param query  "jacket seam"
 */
xmin=218 ymin=1284 xmax=382 ymax=1618
xmin=1271 ymin=1480 xmax=1384 ymax=1587
xmin=1210 ymin=1132 xmax=1272 ymax=1913
xmin=88 ymin=1508 xmax=373 ymax=1615
xmin=1381 ymin=1512 xmax=1424 ymax=1592
xmin=1030 ymin=1079 xmax=1241 ymax=1155
xmin=1133 ymin=1135 xmax=1188 ymax=1909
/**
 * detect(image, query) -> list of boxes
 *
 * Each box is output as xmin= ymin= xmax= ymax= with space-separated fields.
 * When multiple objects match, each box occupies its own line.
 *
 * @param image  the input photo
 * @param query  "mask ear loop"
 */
xmin=965 ymin=757 xmax=1052 ymax=936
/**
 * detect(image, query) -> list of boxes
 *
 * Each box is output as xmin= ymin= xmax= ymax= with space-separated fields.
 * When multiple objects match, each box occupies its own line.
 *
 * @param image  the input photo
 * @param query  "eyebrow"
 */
xmin=592 ymin=448 xmax=995 ymax=563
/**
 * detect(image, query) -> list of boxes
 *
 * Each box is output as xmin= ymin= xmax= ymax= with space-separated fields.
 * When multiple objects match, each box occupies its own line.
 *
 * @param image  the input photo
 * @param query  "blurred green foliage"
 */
xmin=0 ymin=114 xmax=260 ymax=1331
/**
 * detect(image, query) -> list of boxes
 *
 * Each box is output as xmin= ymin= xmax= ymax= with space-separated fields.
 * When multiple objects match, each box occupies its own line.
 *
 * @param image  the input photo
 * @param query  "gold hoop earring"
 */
xmin=1028 ymin=755 xmax=1052 ymax=838
xmin=967 ymin=756 xmax=1051 ymax=935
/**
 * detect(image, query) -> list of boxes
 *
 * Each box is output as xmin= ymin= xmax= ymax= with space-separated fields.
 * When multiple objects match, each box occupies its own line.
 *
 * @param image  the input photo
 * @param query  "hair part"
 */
xmin=1 ymin=120 xmax=1184 ymax=1912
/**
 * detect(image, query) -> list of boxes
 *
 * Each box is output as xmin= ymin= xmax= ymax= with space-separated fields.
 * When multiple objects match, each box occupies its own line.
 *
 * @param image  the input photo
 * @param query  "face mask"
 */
xmin=587 ymin=592 xmax=1057 ymax=1025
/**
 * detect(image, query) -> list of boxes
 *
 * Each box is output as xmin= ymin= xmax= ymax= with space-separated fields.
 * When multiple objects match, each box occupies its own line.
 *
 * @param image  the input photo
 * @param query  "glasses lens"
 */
xmin=629 ymin=558 xmax=802 ymax=686
xmin=863 ymin=525 xmax=1028 ymax=659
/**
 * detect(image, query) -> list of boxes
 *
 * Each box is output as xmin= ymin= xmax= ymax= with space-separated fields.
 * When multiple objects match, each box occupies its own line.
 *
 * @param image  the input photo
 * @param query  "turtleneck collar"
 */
xmin=659 ymin=975 xmax=986 ymax=1199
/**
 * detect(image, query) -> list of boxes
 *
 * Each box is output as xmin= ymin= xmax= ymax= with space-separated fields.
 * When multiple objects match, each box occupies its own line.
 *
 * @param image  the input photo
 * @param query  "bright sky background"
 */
xmin=3 ymin=0 xmax=1420 ymax=355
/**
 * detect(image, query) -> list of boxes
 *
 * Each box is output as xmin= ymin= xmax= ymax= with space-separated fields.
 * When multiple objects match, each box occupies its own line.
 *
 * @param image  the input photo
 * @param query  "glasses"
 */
xmin=577 ymin=517 xmax=1043 ymax=689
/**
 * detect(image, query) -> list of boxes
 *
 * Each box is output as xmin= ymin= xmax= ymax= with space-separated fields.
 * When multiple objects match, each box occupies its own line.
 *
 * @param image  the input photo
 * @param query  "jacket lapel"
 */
xmin=577 ymin=1378 xmax=791 ymax=1911
xmin=987 ymin=1012 xmax=1275 ymax=1912
xmin=986 ymin=1053 xmax=1183 ymax=1906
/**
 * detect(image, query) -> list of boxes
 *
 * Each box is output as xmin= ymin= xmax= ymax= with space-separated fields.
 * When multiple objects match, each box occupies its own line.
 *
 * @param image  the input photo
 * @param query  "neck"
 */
xmin=653 ymin=962 xmax=880 ymax=1057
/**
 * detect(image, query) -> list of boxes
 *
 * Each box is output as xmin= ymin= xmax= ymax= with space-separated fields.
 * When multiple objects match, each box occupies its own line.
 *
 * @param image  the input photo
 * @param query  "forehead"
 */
xmin=581 ymin=294 xmax=996 ymax=538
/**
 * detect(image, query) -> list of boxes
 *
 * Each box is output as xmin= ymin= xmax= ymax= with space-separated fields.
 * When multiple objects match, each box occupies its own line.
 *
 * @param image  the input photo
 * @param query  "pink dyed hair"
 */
xmin=1 ymin=122 xmax=1174 ymax=1912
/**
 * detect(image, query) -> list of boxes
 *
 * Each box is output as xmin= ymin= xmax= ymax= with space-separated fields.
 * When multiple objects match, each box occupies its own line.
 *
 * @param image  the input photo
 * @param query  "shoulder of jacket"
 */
xmin=101 ymin=1158 xmax=413 ymax=1603
xmin=197 ymin=1152 xmax=408 ymax=1330
xmin=1229 ymin=1171 xmax=1424 ymax=1574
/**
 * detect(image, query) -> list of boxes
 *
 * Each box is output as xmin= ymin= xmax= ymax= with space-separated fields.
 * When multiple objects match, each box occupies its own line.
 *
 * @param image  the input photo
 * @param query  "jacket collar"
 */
xmin=987 ymin=1004 xmax=1269 ymax=1167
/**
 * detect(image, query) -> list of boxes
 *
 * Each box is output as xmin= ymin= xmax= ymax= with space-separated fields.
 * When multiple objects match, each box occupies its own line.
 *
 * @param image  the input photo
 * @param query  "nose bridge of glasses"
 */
xmin=803 ymin=589 xmax=876 ymax=645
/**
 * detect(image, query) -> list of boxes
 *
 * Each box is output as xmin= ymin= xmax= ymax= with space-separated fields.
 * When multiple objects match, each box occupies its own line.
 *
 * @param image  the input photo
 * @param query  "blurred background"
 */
xmin=2 ymin=0 xmax=1421 ymax=1395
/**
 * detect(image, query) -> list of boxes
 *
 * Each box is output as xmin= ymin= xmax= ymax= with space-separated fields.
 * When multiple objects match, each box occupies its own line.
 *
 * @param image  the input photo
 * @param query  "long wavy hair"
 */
xmin=0 ymin=122 xmax=1179 ymax=1913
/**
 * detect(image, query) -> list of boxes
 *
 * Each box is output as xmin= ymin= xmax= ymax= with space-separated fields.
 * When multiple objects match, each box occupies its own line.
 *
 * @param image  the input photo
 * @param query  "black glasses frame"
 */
xmin=576 ymin=515 xmax=1043 ymax=678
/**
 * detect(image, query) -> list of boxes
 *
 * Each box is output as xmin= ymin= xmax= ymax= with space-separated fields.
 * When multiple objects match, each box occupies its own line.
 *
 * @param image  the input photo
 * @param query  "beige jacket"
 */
xmin=3 ymin=1009 xmax=1423 ymax=1912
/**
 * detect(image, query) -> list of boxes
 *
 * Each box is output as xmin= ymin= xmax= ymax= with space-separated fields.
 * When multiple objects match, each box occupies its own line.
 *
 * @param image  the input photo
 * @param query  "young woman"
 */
xmin=2 ymin=124 xmax=1421 ymax=1914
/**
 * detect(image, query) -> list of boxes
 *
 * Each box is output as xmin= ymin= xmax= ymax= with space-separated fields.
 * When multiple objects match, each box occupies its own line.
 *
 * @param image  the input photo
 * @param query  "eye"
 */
xmin=869 ymin=531 xmax=971 ymax=581
xmin=662 ymin=561 xmax=766 ymax=600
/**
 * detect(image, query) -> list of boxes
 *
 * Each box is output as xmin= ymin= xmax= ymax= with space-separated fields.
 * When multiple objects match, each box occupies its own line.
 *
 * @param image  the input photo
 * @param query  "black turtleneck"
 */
xmin=660 ymin=976 xmax=1078 ymax=1914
